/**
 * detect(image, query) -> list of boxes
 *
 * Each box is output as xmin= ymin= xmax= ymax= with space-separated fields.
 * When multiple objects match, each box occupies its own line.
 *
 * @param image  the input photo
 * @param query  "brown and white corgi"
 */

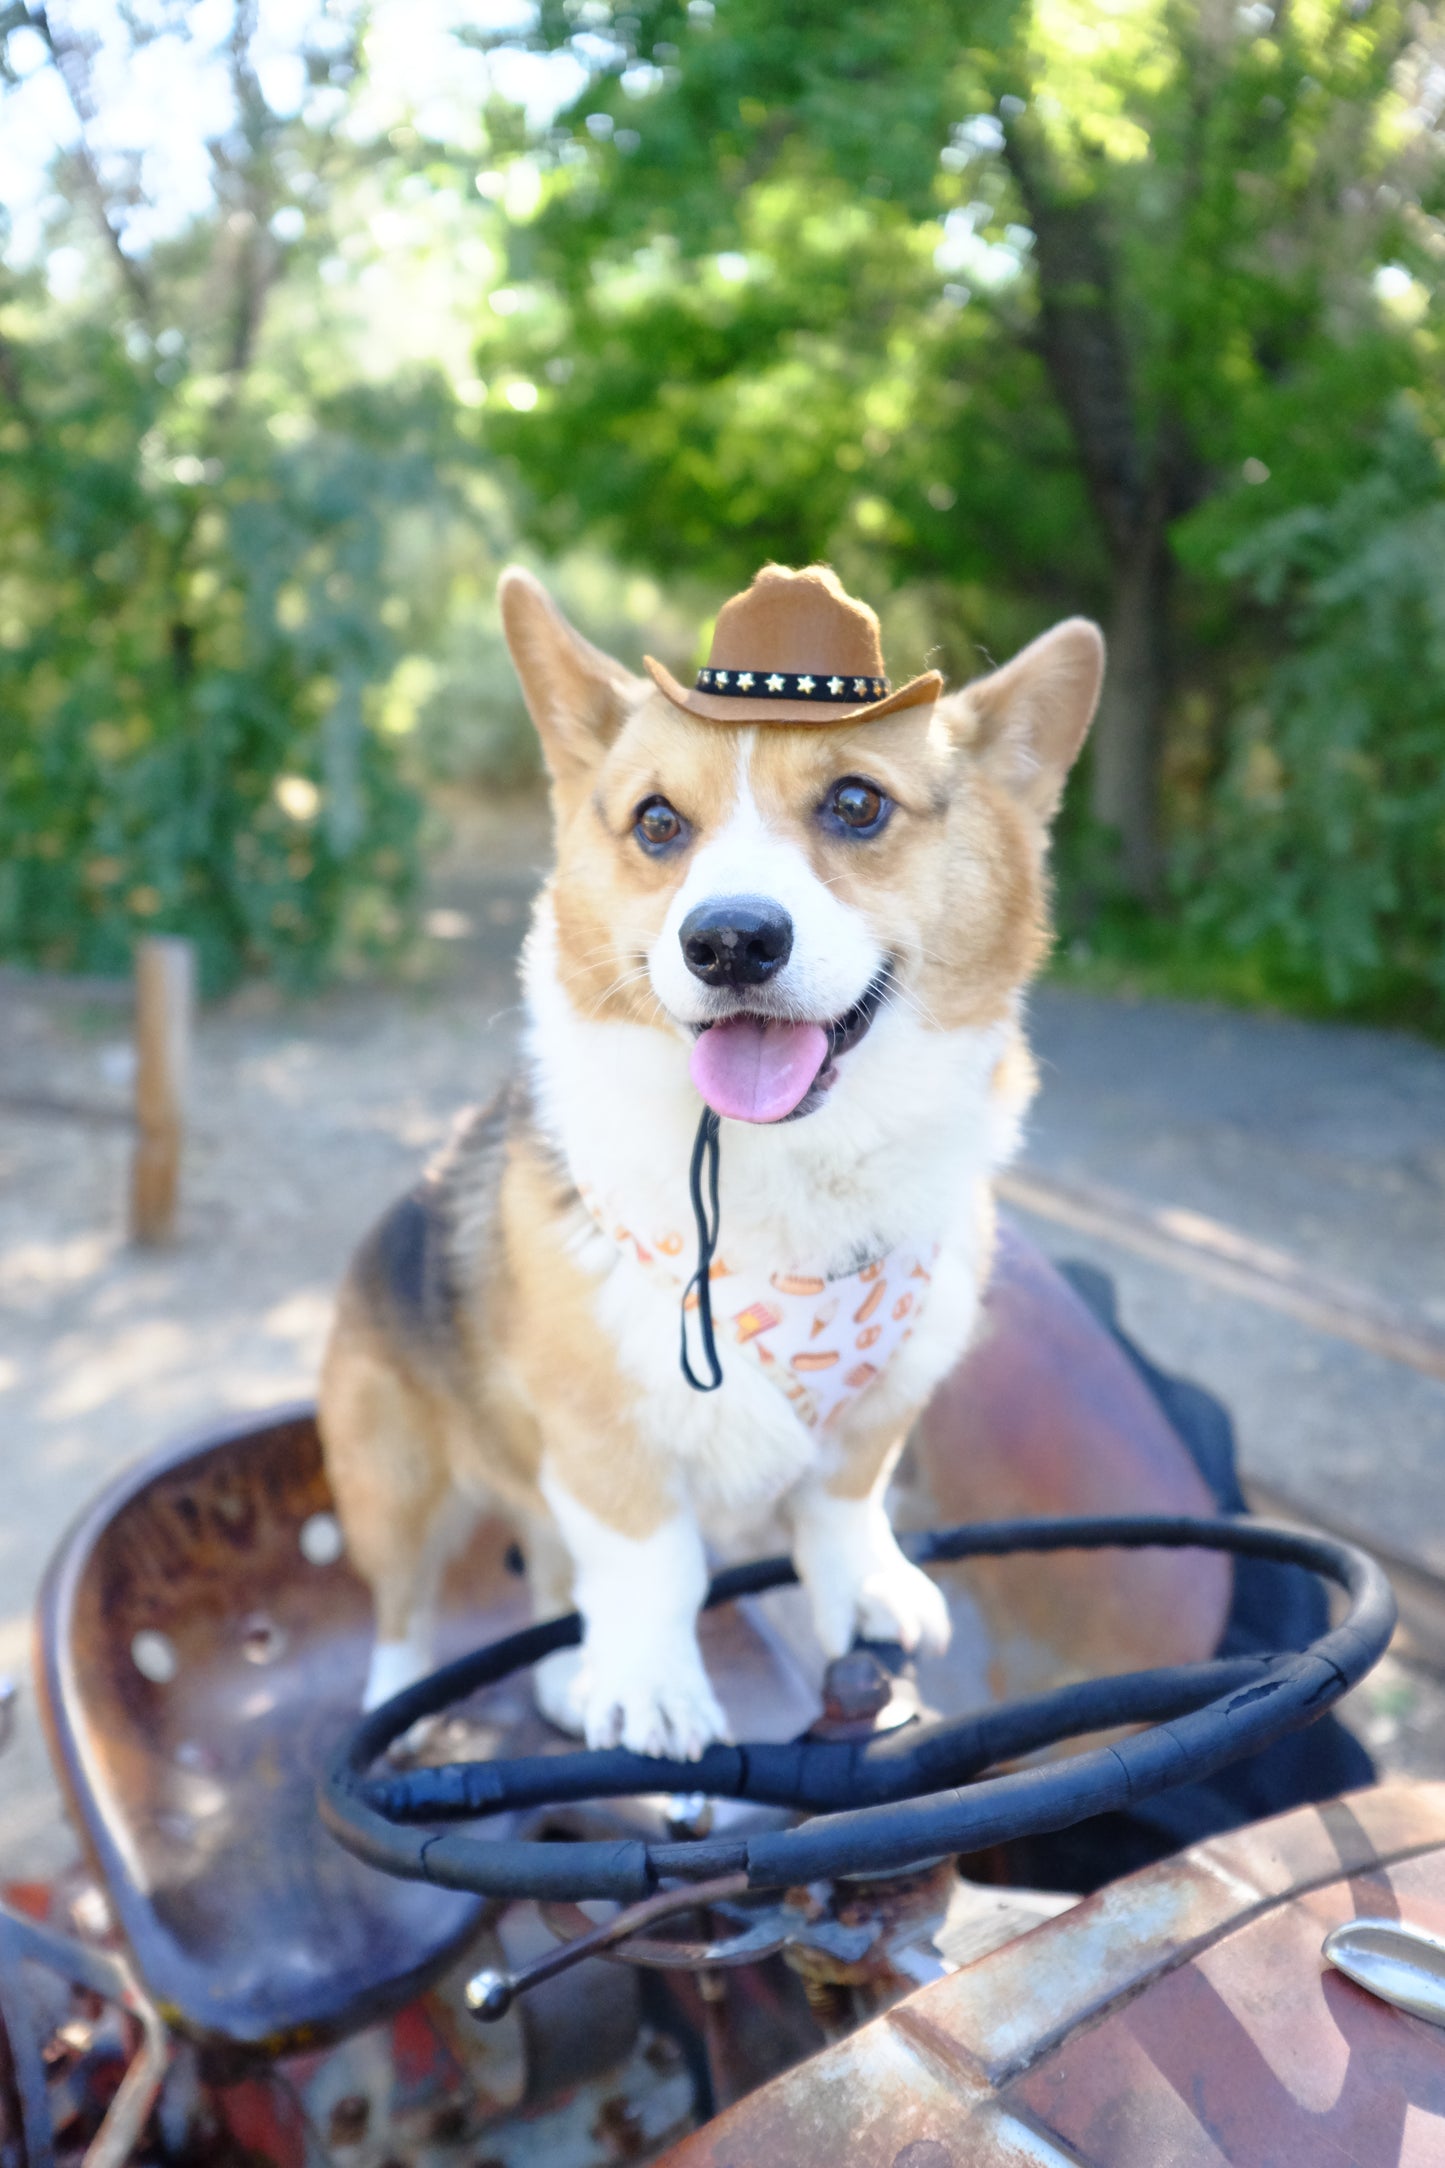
xmin=319 ymin=563 xmax=1103 ymax=1758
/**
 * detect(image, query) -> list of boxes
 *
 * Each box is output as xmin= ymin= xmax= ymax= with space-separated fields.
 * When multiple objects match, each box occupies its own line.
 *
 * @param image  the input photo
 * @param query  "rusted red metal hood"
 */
xmin=659 ymin=1779 xmax=1445 ymax=2167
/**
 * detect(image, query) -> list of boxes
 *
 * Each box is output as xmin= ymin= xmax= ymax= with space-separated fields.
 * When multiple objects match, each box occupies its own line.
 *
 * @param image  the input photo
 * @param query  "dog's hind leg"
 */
xmin=360 ymin=1492 xmax=472 ymax=1711
xmin=320 ymin=1330 xmax=462 ymax=1710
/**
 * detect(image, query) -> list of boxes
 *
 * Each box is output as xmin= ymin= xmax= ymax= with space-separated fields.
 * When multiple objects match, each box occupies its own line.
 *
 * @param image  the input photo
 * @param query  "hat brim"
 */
xmin=643 ymin=657 xmax=943 ymax=725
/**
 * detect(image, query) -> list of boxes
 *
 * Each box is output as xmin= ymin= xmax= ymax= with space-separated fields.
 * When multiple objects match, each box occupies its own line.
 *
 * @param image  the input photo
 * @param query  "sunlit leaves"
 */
xmin=0 ymin=304 xmax=473 ymax=988
xmin=473 ymin=0 xmax=1445 ymax=1020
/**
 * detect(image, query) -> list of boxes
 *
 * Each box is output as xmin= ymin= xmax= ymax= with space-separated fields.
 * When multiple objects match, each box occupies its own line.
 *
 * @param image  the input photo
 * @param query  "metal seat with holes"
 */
xmin=31 ymin=1404 xmax=825 ymax=2053
xmin=32 ymin=1409 xmax=497 ymax=2052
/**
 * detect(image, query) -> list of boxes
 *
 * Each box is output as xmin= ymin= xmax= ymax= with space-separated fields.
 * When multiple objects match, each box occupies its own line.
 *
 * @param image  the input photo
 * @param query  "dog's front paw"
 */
xmin=575 ymin=1643 xmax=728 ymax=1762
xmin=807 ymin=1541 xmax=952 ymax=1661
xmin=534 ymin=1645 xmax=587 ymax=1738
xmin=856 ymin=1552 xmax=952 ymax=1657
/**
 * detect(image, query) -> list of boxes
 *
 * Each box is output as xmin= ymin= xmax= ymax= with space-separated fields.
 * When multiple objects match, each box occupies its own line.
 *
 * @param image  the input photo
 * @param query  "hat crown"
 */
xmin=707 ymin=565 xmax=885 ymax=680
xmin=641 ymin=560 xmax=941 ymax=723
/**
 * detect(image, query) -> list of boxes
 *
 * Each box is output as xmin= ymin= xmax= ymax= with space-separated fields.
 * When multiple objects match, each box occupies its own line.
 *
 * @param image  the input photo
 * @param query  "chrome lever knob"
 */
xmin=1323 ymin=1917 xmax=1445 ymax=2029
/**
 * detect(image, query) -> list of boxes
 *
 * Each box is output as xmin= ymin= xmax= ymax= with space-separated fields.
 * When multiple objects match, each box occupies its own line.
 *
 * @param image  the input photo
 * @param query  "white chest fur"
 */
xmin=523 ymin=902 xmax=1029 ymax=1530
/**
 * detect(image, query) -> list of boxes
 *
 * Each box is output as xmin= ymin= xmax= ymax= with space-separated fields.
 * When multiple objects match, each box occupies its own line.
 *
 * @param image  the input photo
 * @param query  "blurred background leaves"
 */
xmin=1 ymin=0 xmax=1442 ymax=1021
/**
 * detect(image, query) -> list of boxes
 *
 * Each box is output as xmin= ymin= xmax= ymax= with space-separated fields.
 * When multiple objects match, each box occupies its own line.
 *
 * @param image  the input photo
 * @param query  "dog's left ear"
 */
xmin=945 ymin=618 xmax=1105 ymax=823
xmin=499 ymin=566 xmax=643 ymax=782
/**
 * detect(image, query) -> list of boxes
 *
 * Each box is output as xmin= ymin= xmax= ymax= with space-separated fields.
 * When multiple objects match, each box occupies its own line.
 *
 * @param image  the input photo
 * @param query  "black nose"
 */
xmin=680 ymin=896 xmax=794 ymax=987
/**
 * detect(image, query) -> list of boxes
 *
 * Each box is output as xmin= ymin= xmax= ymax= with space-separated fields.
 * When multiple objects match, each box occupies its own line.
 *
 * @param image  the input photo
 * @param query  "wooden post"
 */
xmin=129 ymin=936 xmax=195 ymax=1245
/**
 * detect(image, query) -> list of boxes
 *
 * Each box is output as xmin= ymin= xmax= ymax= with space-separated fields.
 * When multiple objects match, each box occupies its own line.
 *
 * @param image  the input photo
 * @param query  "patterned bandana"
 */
xmin=580 ymin=1185 xmax=937 ymax=1430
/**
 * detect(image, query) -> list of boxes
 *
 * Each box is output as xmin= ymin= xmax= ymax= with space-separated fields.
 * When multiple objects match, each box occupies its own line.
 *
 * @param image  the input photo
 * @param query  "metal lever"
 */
xmin=466 ymin=1872 xmax=751 ymax=2020
xmin=463 ymin=1874 xmax=883 ymax=2020
xmin=1323 ymin=1918 xmax=1445 ymax=2028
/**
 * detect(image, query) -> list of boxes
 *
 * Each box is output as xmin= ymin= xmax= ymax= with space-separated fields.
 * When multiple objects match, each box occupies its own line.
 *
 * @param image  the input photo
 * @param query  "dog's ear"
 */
xmin=944 ymin=618 xmax=1104 ymax=823
xmin=499 ymin=567 xmax=643 ymax=779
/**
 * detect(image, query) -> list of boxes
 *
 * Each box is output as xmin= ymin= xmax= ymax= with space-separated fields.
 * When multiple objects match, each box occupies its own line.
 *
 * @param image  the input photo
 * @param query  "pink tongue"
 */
xmin=690 ymin=1018 xmax=830 ymax=1123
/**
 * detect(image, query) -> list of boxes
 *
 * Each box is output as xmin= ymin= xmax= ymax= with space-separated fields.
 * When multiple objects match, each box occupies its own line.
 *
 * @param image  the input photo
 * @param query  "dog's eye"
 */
xmin=825 ymin=777 xmax=890 ymax=836
xmin=634 ymin=796 xmax=686 ymax=852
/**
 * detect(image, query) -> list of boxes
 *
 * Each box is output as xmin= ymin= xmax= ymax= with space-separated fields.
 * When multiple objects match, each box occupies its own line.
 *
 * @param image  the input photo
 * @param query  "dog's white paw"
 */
xmin=364 ymin=1636 xmax=433 ymax=1712
xmin=857 ymin=1553 xmax=952 ymax=1656
xmin=534 ymin=1644 xmax=586 ymax=1737
xmin=567 ymin=1643 xmax=728 ymax=1761
xmin=808 ymin=1548 xmax=952 ymax=1661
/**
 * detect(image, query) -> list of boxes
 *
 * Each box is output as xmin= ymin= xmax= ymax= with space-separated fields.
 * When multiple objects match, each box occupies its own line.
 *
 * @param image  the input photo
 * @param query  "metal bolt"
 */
xmin=464 ymin=1968 xmax=514 ymax=2022
xmin=821 ymin=1650 xmax=892 ymax=1724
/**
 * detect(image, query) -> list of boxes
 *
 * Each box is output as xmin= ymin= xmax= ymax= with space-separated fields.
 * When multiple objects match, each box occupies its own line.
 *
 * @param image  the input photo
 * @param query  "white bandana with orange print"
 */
xmin=579 ymin=1185 xmax=937 ymax=1431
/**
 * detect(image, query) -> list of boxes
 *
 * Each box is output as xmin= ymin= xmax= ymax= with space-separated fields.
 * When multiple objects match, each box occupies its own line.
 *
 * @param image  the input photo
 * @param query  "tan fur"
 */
xmin=319 ymin=564 xmax=1103 ymax=1734
xmin=496 ymin=1129 xmax=676 ymax=1540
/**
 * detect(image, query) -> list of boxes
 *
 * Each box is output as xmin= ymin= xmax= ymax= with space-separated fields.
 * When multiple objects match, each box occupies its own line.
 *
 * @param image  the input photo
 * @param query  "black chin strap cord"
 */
xmin=680 ymin=1106 xmax=724 ymax=1391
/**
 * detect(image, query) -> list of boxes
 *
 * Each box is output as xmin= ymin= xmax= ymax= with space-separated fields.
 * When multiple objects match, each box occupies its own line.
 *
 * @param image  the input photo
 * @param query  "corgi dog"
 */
xmin=319 ymin=563 xmax=1103 ymax=1758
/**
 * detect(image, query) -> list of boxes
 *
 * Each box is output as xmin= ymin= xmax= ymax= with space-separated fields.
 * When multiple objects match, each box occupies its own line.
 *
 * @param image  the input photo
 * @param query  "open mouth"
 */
xmin=689 ymin=967 xmax=893 ymax=1124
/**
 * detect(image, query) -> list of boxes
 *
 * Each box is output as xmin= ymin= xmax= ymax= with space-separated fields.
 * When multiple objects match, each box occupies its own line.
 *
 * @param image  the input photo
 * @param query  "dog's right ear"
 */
xmin=499 ymin=567 xmax=641 ymax=781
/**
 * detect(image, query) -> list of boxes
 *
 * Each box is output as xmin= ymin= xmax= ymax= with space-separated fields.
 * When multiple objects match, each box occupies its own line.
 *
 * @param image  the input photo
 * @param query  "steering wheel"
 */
xmin=322 ymin=1513 xmax=1392 ymax=2006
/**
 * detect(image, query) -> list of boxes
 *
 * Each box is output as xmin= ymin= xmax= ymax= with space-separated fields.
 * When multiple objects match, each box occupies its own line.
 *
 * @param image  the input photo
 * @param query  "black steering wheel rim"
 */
xmin=320 ymin=1514 xmax=1395 ymax=1904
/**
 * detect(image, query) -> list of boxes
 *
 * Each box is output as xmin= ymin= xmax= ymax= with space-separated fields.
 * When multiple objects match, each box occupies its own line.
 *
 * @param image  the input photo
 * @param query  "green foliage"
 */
xmin=0 ymin=297 xmax=480 ymax=987
xmin=479 ymin=0 xmax=1091 ymax=656
xmin=477 ymin=0 xmax=1422 ymax=597
xmin=1172 ymin=406 xmax=1445 ymax=1029
xmin=470 ymin=0 xmax=1445 ymax=1028
xmin=4 ymin=0 xmax=1444 ymax=1028
xmin=0 ymin=6 xmax=490 ymax=992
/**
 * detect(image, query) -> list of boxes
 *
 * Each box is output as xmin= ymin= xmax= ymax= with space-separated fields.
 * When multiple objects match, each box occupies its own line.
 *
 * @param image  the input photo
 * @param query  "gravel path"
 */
xmin=1017 ymin=989 xmax=1445 ymax=1564
xmin=2 ymin=801 xmax=1441 ymax=1873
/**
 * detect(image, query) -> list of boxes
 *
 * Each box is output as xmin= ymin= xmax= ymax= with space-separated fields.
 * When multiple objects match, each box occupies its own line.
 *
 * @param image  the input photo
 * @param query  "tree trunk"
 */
xmin=1001 ymin=118 xmax=1184 ymax=900
xmin=1092 ymin=521 xmax=1171 ymax=898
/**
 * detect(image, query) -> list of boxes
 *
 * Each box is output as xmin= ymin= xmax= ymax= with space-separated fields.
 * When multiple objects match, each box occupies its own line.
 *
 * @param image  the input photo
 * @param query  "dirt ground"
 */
xmin=3 ymin=792 xmax=1443 ymax=1877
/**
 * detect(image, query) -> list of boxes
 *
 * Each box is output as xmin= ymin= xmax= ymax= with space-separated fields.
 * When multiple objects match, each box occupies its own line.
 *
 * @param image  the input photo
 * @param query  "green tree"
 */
xmin=0 ymin=2 xmax=479 ymax=988
xmin=472 ymin=0 xmax=1437 ymax=904
xmin=1173 ymin=401 xmax=1445 ymax=1017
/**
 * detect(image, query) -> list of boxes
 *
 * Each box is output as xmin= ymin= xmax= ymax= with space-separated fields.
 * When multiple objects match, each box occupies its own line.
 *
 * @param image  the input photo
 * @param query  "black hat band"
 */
xmin=695 ymin=668 xmax=888 ymax=703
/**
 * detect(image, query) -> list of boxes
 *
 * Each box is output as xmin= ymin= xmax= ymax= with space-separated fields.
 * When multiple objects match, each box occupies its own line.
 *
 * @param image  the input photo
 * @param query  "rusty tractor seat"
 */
xmin=32 ymin=1403 xmax=823 ymax=2056
xmin=33 ymin=1408 xmax=499 ymax=2053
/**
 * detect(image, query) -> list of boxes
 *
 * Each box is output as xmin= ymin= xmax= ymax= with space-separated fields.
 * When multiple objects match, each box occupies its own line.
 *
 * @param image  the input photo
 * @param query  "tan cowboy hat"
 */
xmin=644 ymin=563 xmax=943 ymax=724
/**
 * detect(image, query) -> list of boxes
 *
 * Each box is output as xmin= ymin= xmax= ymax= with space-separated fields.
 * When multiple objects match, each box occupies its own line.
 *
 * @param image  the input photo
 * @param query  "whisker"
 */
xmin=582 ymin=964 xmax=657 ymax=1018
xmin=558 ymin=939 xmax=652 ymax=971
xmin=558 ymin=945 xmax=654 ymax=988
xmin=885 ymin=977 xmax=946 ymax=1033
